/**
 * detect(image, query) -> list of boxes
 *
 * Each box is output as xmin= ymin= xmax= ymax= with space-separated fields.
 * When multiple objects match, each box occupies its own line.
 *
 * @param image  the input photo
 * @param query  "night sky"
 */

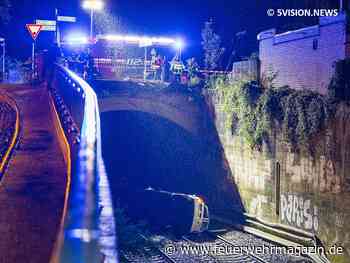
xmin=0 ymin=0 xmax=341 ymax=66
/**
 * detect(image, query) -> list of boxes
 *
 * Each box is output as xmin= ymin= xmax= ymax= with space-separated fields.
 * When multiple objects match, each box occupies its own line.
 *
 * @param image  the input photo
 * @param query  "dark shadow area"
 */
xmin=101 ymin=110 xmax=245 ymax=224
xmin=101 ymin=110 xmax=209 ymax=195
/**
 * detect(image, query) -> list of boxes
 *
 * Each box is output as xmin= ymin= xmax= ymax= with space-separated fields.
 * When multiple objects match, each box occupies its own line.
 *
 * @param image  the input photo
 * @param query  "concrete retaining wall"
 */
xmin=210 ymin=97 xmax=350 ymax=262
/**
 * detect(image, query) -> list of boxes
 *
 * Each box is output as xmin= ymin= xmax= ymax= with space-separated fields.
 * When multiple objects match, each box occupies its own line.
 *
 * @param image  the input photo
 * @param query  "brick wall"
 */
xmin=259 ymin=13 xmax=348 ymax=94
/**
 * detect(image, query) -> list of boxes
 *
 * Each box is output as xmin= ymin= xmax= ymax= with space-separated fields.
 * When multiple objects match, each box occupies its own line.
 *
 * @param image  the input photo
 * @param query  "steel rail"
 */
xmin=210 ymin=217 xmax=319 ymax=263
xmin=139 ymin=234 xmax=178 ymax=263
xmin=211 ymin=232 xmax=269 ymax=263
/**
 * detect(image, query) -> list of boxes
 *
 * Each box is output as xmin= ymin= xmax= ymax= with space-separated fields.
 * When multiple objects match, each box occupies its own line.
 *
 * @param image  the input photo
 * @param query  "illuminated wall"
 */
xmin=258 ymin=13 xmax=349 ymax=94
xmin=211 ymin=99 xmax=350 ymax=262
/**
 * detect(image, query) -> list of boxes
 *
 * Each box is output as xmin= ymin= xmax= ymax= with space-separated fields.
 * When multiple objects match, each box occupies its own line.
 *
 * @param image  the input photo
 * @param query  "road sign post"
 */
xmin=54 ymin=9 xmax=77 ymax=46
xmin=55 ymin=9 xmax=60 ymax=45
xmin=2 ymin=40 xmax=4 ymax=80
xmin=32 ymin=42 xmax=35 ymax=80
xmin=26 ymin=24 xmax=42 ymax=81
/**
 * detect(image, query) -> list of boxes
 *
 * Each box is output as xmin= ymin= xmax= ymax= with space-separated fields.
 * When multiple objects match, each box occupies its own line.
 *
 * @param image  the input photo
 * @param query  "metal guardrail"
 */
xmin=49 ymin=65 xmax=118 ymax=262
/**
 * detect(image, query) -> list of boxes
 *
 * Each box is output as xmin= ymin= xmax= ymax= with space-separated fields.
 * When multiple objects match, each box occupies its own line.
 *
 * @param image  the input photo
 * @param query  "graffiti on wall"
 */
xmin=250 ymin=194 xmax=268 ymax=218
xmin=281 ymin=194 xmax=319 ymax=232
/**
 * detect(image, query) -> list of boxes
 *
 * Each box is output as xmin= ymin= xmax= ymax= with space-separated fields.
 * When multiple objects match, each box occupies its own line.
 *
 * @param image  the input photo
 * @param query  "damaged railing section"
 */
xmin=49 ymin=65 xmax=118 ymax=262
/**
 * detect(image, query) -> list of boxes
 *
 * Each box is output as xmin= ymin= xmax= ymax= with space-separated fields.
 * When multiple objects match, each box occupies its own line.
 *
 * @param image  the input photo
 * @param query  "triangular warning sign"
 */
xmin=26 ymin=24 xmax=43 ymax=40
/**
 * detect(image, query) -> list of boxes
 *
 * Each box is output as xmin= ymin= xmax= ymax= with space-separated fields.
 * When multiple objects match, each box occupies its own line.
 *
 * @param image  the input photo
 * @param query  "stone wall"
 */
xmin=211 ymin=98 xmax=350 ymax=262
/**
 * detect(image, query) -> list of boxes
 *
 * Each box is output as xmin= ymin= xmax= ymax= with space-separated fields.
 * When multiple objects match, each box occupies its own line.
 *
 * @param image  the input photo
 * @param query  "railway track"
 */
xmin=183 ymin=232 xmax=270 ymax=263
xmin=207 ymin=219 xmax=315 ymax=263
xmin=121 ymin=232 xmax=272 ymax=263
xmin=120 ymin=222 xmax=314 ymax=263
xmin=120 ymin=234 xmax=176 ymax=263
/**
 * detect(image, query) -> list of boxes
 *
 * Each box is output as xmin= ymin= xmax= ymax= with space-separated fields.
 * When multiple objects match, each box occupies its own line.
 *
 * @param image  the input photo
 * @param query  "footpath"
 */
xmin=0 ymin=84 xmax=67 ymax=263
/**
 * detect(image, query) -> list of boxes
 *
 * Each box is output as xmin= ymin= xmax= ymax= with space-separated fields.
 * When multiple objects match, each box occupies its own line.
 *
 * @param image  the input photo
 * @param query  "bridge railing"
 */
xmin=48 ymin=64 xmax=118 ymax=262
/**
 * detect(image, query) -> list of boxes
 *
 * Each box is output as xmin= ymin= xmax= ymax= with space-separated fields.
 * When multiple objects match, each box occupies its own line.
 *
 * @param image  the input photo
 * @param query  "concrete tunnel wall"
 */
xmin=97 ymin=82 xmax=244 ymax=216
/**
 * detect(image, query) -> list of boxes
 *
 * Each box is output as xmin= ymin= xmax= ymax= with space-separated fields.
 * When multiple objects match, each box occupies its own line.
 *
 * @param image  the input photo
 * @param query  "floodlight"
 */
xmin=174 ymin=39 xmax=185 ymax=50
xmin=82 ymin=0 xmax=104 ymax=11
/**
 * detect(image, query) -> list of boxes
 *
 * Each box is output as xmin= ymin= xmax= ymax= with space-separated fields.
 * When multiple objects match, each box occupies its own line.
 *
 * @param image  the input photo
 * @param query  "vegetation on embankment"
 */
xmin=210 ymin=58 xmax=350 ymax=157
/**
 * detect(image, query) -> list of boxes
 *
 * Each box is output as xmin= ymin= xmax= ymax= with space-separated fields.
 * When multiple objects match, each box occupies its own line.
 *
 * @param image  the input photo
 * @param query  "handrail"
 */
xmin=49 ymin=65 xmax=118 ymax=262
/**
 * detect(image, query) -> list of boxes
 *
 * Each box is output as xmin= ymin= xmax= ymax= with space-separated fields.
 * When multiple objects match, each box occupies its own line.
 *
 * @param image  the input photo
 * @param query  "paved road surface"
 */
xmin=0 ymin=84 xmax=67 ymax=263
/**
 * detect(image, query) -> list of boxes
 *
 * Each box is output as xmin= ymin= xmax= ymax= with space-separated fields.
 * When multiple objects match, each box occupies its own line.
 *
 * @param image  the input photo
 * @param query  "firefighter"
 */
xmin=85 ymin=48 xmax=95 ymax=81
xmin=150 ymin=48 xmax=161 ymax=80
xmin=170 ymin=54 xmax=185 ymax=82
xmin=153 ymin=55 xmax=164 ymax=81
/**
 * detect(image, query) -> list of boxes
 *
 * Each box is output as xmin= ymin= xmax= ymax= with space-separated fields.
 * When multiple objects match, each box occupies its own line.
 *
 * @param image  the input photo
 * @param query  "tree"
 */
xmin=201 ymin=19 xmax=225 ymax=70
xmin=94 ymin=12 xmax=123 ymax=35
xmin=0 ymin=0 xmax=11 ymax=25
xmin=94 ymin=12 xmax=125 ymax=59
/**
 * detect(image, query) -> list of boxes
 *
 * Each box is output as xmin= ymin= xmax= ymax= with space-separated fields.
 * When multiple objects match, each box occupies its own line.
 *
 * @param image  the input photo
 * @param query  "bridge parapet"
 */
xmin=48 ymin=65 xmax=118 ymax=262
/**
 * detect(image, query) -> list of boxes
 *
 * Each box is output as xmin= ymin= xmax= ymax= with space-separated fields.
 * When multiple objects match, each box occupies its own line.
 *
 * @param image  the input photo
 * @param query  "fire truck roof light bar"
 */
xmin=65 ymin=35 xmax=90 ymax=45
xmin=97 ymin=34 xmax=178 ymax=46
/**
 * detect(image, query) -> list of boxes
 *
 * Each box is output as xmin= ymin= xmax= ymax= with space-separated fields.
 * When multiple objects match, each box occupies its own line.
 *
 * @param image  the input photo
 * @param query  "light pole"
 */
xmin=0 ymin=38 xmax=5 ymax=81
xmin=82 ymin=0 xmax=104 ymax=40
xmin=175 ymin=39 xmax=184 ymax=60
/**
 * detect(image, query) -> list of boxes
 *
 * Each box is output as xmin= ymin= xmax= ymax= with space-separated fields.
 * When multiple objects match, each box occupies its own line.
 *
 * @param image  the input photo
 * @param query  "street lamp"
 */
xmin=174 ymin=39 xmax=184 ymax=59
xmin=82 ymin=0 xmax=104 ymax=40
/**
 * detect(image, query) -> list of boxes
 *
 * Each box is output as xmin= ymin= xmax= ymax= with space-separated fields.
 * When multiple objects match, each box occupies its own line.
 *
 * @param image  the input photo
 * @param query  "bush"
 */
xmin=5 ymin=57 xmax=30 ymax=83
xmin=328 ymin=58 xmax=350 ymax=102
xmin=213 ymin=78 xmax=333 ymax=154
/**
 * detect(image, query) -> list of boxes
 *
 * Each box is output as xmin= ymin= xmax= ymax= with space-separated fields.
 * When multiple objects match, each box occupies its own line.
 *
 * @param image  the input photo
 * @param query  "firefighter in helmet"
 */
xmin=169 ymin=54 xmax=185 ymax=82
